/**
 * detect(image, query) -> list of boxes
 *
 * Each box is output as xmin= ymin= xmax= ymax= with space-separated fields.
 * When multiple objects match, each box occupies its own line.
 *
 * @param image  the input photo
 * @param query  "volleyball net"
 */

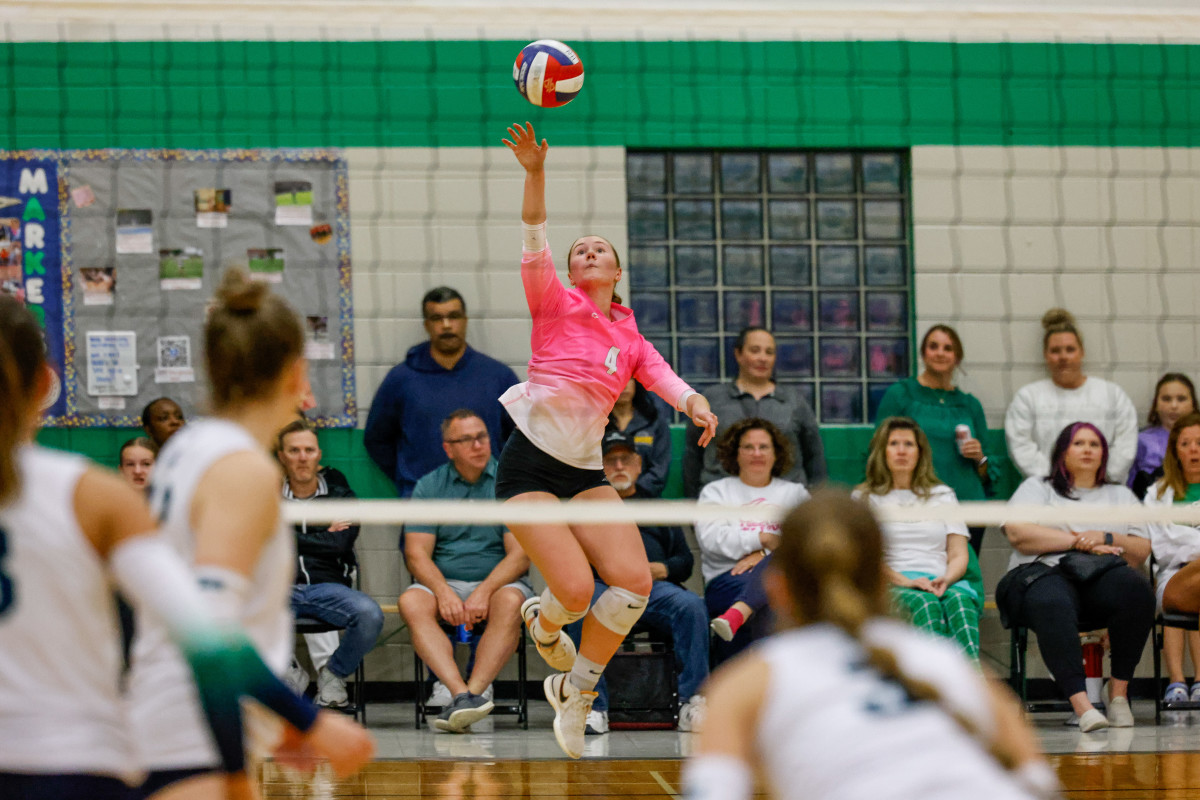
xmin=284 ymin=498 xmax=1200 ymax=529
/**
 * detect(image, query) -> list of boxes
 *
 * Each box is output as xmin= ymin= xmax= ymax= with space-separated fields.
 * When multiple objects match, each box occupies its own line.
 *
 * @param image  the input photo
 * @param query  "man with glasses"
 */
xmin=398 ymin=410 xmax=534 ymax=732
xmin=364 ymin=286 xmax=519 ymax=497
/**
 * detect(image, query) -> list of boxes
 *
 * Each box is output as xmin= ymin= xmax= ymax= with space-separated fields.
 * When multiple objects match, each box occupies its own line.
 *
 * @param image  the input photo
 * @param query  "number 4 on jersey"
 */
xmin=604 ymin=346 xmax=620 ymax=375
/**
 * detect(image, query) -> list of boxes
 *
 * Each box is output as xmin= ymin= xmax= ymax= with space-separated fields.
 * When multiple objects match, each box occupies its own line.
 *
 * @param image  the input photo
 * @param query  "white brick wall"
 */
xmin=913 ymin=145 xmax=1200 ymax=426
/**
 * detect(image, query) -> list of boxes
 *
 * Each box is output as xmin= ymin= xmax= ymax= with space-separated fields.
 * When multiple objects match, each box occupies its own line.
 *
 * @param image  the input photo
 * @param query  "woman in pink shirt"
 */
xmin=500 ymin=122 xmax=718 ymax=758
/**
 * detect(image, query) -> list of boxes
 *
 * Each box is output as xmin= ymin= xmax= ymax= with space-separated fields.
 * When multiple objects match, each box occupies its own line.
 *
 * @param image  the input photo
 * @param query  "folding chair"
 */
xmin=413 ymin=623 xmax=528 ymax=730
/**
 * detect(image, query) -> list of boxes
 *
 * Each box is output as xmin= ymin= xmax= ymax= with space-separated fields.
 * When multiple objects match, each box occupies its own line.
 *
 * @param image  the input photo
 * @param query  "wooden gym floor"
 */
xmin=261 ymin=753 xmax=1200 ymax=799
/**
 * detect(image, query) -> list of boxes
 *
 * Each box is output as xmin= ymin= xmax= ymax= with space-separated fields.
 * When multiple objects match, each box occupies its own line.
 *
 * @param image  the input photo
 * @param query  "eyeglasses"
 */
xmin=426 ymin=312 xmax=466 ymax=324
xmin=445 ymin=432 xmax=489 ymax=446
xmin=603 ymin=452 xmax=638 ymax=466
xmin=738 ymin=443 xmax=774 ymax=453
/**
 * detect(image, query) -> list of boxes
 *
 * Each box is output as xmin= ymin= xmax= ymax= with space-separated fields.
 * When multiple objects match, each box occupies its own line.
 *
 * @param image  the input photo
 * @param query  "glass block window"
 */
xmin=626 ymin=150 xmax=910 ymax=424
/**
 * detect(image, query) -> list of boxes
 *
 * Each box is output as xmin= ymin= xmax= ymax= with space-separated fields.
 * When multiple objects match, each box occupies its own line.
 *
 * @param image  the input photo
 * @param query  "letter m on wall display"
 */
xmin=0 ymin=156 xmax=65 ymax=419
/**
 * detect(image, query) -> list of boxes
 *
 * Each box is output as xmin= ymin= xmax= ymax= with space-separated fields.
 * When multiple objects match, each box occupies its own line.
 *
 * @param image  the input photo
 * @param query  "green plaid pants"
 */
xmin=890 ymin=581 xmax=980 ymax=662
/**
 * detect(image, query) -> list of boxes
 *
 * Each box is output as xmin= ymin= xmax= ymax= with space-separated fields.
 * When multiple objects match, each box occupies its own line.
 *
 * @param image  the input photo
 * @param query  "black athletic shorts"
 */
xmin=494 ymin=429 xmax=609 ymax=500
xmin=0 ymin=773 xmax=132 ymax=800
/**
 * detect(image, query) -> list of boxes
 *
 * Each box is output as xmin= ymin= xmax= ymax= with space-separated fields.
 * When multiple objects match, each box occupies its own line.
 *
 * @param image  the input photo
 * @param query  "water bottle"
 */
xmin=955 ymin=424 xmax=970 ymax=455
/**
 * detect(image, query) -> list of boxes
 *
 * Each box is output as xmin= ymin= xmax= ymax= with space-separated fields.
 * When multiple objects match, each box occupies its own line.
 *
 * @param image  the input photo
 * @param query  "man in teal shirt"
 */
xmin=398 ymin=409 xmax=533 ymax=733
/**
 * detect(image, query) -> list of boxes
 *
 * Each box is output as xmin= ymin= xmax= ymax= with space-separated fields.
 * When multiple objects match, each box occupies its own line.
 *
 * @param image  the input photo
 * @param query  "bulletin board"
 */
xmin=0 ymin=149 xmax=355 ymax=428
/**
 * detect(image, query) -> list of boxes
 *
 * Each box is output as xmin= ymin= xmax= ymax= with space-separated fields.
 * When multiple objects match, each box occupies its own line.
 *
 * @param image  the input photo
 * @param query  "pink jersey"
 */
xmin=499 ymin=245 xmax=693 ymax=469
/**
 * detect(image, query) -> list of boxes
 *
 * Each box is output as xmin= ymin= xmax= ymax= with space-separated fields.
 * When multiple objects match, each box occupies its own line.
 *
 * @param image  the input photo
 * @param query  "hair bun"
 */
xmin=1041 ymin=307 xmax=1076 ymax=331
xmin=216 ymin=268 xmax=266 ymax=314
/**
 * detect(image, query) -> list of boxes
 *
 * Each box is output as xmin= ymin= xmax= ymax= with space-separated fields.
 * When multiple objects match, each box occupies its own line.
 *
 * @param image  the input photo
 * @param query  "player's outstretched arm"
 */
xmin=503 ymin=122 xmax=548 ymax=226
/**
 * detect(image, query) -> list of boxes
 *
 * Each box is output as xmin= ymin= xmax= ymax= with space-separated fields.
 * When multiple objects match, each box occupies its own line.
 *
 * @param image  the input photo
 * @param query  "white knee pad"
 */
xmin=590 ymin=585 xmax=648 ymax=636
xmin=539 ymin=587 xmax=588 ymax=627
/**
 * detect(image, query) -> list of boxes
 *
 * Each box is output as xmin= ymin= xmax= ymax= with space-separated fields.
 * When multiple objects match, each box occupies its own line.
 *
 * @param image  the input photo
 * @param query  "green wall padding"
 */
xmin=2 ymin=40 xmax=1197 ymax=149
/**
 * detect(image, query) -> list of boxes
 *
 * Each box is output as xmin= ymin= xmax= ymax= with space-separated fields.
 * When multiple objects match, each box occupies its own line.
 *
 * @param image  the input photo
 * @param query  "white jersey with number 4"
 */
xmin=756 ymin=620 xmax=1035 ymax=800
xmin=127 ymin=419 xmax=295 ymax=771
xmin=0 ymin=446 xmax=136 ymax=780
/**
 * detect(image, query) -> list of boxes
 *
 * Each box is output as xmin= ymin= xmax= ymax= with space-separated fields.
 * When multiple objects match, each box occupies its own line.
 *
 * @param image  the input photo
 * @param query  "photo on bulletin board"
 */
xmin=0 ymin=218 xmax=21 ymax=300
xmin=247 ymin=247 xmax=285 ymax=283
xmin=159 ymin=248 xmax=204 ymax=290
xmin=305 ymin=315 xmax=334 ymax=361
xmin=81 ymin=267 xmax=116 ymax=306
xmin=275 ymin=180 xmax=314 ymax=226
xmin=12 ymin=147 xmax=356 ymax=428
xmin=194 ymin=188 xmax=231 ymax=228
xmin=116 ymin=209 xmax=153 ymax=254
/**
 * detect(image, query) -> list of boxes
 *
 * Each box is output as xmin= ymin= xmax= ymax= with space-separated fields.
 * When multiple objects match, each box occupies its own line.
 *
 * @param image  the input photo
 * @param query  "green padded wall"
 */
xmin=2 ymin=40 xmax=1197 ymax=150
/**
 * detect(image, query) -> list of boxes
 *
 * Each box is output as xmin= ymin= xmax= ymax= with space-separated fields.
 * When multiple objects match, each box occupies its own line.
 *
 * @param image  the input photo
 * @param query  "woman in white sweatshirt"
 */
xmin=696 ymin=418 xmax=810 ymax=664
xmin=1005 ymin=308 xmax=1138 ymax=482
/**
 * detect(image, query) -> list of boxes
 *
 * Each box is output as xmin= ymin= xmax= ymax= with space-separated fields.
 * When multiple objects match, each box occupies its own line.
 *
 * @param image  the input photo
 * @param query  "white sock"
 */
xmin=569 ymin=654 xmax=605 ymax=693
xmin=530 ymin=614 xmax=560 ymax=646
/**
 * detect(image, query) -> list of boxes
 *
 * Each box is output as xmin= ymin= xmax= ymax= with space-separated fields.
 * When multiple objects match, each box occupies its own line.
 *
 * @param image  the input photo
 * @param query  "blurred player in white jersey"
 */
xmin=685 ymin=490 xmax=1060 ymax=800
xmin=0 ymin=295 xmax=360 ymax=800
xmin=126 ymin=270 xmax=373 ymax=799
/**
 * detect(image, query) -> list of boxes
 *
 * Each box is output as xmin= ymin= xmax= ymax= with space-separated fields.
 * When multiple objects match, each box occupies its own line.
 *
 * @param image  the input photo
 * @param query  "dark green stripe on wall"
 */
xmin=2 ymin=39 xmax=1198 ymax=149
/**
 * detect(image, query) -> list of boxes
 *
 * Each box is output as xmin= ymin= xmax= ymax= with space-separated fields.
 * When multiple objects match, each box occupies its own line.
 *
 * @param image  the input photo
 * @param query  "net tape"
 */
xmin=284 ymin=498 xmax=1200 ymax=528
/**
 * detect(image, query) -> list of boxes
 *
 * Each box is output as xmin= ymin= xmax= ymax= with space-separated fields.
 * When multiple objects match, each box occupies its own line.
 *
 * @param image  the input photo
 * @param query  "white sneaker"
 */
xmin=315 ymin=667 xmax=349 ymax=708
xmin=482 ymin=683 xmax=494 ymax=702
xmin=427 ymin=680 xmax=452 ymax=707
xmin=585 ymin=709 xmax=609 ymax=735
xmin=678 ymin=695 xmax=707 ymax=732
xmin=544 ymin=673 xmax=596 ymax=759
xmin=1078 ymin=708 xmax=1109 ymax=733
xmin=522 ymin=596 xmax=577 ymax=671
xmin=283 ymin=657 xmax=310 ymax=695
xmin=1107 ymin=696 xmax=1135 ymax=728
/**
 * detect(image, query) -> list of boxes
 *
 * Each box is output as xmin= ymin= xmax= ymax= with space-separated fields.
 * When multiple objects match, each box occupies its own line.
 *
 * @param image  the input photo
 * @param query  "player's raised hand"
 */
xmin=503 ymin=122 xmax=548 ymax=172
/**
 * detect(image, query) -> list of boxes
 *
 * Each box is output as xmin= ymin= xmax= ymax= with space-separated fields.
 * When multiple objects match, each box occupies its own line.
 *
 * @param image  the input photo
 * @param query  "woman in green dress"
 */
xmin=875 ymin=324 xmax=997 ymax=552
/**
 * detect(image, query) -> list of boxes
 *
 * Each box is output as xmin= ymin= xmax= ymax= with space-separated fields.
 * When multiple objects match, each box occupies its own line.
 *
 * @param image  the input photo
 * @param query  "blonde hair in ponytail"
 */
xmin=775 ymin=490 xmax=1022 ymax=772
xmin=0 ymin=296 xmax=47 ymax=506
xmin=205 ymin=268 xmax=304 ymax=410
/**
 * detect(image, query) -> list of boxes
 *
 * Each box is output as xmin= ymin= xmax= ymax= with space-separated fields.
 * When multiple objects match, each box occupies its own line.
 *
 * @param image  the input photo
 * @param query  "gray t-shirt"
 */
xmin=1004 ymin=476 xmax=1144 ymax=570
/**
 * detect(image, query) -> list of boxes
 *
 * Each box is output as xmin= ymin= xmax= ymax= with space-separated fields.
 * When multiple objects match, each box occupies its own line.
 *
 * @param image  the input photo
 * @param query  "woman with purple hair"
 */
xmin=996 ymin=422 xmax=1154 ymax=732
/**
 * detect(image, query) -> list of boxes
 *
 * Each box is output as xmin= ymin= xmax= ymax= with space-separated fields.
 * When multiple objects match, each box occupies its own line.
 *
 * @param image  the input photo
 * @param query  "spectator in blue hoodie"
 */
xmin=364 ymin=287 xmax=519 ymax=497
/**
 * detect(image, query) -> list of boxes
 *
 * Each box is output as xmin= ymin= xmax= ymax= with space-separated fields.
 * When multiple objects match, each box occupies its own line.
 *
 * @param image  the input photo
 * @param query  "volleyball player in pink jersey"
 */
xmin=501 ymin=122 xmax=718 ymax=758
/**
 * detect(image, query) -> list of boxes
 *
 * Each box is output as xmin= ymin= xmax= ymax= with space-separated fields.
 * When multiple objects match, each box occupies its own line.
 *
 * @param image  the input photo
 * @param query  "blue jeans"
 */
xmin=565 ymin=579 xmax=710 ymax=711
xmin=290 ymin=583 xmax=384 ymax=679
xmin=705 ymin=569 xmax=773 ymax=666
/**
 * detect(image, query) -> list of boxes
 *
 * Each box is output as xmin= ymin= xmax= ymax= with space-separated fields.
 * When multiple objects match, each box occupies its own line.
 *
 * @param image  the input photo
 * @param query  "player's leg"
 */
xmin=506 ymin=491 xmax=595 ymax=671
xmin=537 ymin=486 xmax=649 ymax=755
